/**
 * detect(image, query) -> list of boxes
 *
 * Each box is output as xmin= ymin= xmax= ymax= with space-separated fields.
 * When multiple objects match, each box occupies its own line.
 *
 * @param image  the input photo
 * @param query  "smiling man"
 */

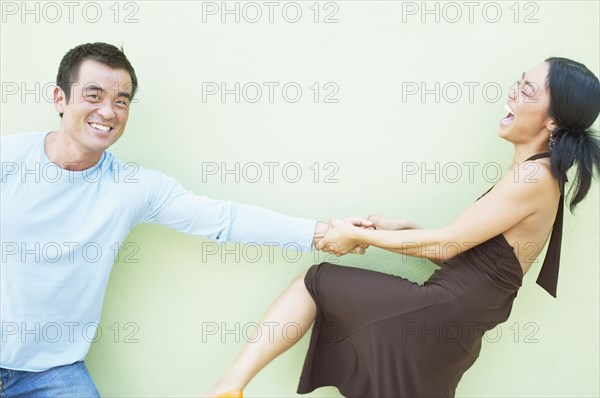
xmin=0 ymin=42 xmax=356 ymax=396
xmin=50 ymin=55 xmax=133 ymax=164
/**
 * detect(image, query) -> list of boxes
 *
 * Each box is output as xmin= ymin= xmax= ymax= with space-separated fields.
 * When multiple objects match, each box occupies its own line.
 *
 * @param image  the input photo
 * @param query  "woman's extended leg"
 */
xmin=203 ymin=268 xmax=317 ymax=397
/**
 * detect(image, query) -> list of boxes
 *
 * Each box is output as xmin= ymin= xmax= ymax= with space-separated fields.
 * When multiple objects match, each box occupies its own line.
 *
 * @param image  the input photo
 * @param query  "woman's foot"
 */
xmin=216 ymin=391 xmax=242 ymax=398
xmin=203 ymin=380 xmax=243 ymax=398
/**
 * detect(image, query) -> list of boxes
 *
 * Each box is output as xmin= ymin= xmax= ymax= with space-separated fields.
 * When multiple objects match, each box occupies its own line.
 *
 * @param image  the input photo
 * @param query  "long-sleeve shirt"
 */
xmin=0 ymin=131 xmax=316 ymax=371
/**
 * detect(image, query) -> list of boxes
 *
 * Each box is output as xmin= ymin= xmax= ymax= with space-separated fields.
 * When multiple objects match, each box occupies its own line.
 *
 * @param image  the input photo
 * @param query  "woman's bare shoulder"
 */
xmin=496 ymin=158 xmax=559 ymax=201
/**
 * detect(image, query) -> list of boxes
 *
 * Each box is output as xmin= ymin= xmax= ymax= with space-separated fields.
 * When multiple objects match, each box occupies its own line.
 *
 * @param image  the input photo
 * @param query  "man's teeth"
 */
xmin=90 ymin=123 xmax=111 ymax=132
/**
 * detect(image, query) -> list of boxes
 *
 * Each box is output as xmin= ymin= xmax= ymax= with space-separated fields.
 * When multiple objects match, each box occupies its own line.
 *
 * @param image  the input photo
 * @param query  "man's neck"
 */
xmin=44 ymin=130 xmax=104 ymax=171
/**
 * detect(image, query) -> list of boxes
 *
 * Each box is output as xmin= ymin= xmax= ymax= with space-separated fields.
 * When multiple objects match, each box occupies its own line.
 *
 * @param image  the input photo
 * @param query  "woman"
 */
xmin=205 ymin=57 xmax=600 ymax=398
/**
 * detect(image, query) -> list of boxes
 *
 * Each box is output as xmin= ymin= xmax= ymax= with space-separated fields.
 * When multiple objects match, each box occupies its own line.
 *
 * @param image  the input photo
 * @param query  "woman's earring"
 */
xmin=548 ymin=130 xmax=555 ymax=151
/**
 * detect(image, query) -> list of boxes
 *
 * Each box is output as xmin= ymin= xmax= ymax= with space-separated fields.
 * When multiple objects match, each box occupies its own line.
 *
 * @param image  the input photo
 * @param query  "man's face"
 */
xmin=54 ymin=59 xmax=133 ymax=155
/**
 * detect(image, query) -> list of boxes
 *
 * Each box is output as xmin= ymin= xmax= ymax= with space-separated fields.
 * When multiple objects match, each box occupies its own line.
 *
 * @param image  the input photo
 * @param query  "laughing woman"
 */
xmin=205 ymin=58 xmax=600 ymax=398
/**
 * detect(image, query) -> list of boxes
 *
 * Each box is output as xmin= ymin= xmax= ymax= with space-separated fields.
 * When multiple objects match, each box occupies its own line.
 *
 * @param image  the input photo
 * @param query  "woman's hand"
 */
xmin=366 ymin=215 xmax=421 ymax=231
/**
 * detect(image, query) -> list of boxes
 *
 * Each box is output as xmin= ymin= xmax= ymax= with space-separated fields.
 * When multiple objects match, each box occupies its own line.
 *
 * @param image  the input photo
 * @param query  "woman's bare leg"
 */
xmin=204 ymin=269 xmax=317 ymax=397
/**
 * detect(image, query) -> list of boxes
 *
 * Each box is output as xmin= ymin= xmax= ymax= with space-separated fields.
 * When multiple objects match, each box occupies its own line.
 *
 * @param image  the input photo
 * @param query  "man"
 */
xmin=0 ymin=42 xmax=367 ymax=396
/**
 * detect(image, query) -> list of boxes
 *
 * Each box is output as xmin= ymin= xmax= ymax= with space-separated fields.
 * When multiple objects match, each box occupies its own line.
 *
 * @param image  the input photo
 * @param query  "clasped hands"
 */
xmin=313 ymin=216 xmax=372 ymax=256
xmin=313 ymin=216 xmax=415 ymax=256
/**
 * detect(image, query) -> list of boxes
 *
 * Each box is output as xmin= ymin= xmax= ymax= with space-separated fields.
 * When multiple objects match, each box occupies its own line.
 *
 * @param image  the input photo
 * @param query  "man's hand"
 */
xmin=316 ymin=218 xmax=369 ymax=256
xmin=312 ymin=222 xmax=331 ymax=245
xmin=313 ymin=217 xmax=373 ymax=255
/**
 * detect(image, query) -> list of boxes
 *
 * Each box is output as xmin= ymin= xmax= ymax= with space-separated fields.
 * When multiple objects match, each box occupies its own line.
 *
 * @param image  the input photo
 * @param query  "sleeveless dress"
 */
xmin=297 ymin=152 xmax=563 ymax=398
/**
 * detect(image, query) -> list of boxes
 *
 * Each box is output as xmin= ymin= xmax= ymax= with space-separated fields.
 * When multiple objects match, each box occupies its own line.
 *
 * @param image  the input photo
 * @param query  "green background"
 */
xmin=1 ymin=1 xmax=598 ymax=396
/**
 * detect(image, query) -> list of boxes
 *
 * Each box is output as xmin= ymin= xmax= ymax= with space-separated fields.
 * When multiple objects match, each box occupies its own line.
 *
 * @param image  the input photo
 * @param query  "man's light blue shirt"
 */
xmin=0 ymin=132 xmax=316 ymax=371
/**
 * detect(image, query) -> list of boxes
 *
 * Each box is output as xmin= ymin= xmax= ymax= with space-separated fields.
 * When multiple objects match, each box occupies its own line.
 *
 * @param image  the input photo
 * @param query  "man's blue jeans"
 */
xmin=0 ymin=361 xmax=100 ymax=397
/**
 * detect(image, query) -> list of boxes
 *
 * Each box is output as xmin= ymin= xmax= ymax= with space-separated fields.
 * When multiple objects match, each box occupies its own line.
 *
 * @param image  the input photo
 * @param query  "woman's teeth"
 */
xmin=500 ymin=104 xmax=514 ymax=126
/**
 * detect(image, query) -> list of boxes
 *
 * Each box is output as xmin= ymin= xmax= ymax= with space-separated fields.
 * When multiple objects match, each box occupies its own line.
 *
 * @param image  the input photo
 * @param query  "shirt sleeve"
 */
xmin=139 ymin=170 xmax=316 ymax=252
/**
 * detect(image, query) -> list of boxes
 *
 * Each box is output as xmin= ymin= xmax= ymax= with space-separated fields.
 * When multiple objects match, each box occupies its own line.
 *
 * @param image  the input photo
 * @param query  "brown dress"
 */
xmin=297 ymin=152 xmax=563 ymax=398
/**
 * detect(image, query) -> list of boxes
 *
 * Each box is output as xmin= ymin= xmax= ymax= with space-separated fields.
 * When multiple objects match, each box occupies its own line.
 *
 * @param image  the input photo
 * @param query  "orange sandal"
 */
xmin=217 ymin=390 xmax=243 ymax=398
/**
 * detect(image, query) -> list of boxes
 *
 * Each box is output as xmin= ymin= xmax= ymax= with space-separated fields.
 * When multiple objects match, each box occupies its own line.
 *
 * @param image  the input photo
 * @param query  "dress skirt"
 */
xmin=297 ymin=233 xmax=523 ymax=398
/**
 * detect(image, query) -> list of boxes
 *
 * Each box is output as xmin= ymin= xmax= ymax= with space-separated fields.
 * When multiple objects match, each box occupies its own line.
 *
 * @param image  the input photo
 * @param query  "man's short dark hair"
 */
xmin=56 ymin=42 xmax=138 ymax=116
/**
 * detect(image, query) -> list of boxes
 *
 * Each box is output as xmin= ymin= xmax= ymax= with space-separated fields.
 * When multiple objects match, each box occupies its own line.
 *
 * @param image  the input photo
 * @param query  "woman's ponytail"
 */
xmin=545 ymin=57 xmax=600 ymax=213
xmin=550 ymin=127 xmax=600 ymax=212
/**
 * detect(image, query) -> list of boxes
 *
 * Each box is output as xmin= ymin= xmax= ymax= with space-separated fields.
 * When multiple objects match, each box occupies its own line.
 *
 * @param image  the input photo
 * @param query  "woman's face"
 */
xmin=497 ymin=62 xmax=555 ymax=144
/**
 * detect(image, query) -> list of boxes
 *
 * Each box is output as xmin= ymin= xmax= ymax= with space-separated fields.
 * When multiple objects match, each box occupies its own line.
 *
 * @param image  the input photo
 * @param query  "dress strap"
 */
xmin=525 ymin=151 xmax=552 ymax=162
xmin=536 ymin=189 xmax=563 ymax=298
xmin=477 ymin=152 xmax=563 ymax=297
xmin=526 ymin=152 xmax=563 ymax=298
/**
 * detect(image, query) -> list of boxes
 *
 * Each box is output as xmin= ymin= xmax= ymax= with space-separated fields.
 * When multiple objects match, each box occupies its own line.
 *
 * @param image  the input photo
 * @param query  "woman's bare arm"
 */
xmin=317 ymin=161 xmax=556 ymax=263
xmin=366 ymin=216 xmax=447 ymax=266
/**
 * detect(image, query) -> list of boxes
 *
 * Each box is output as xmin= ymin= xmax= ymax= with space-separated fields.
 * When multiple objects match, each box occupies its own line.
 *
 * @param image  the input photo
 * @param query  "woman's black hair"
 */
xmin=545 ymin=57 xmax=600 ymax=213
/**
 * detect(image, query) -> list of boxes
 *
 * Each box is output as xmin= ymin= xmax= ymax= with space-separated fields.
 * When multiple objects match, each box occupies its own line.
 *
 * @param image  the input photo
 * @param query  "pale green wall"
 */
xmin=1 ymin=1 xmax=598 ymax=397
